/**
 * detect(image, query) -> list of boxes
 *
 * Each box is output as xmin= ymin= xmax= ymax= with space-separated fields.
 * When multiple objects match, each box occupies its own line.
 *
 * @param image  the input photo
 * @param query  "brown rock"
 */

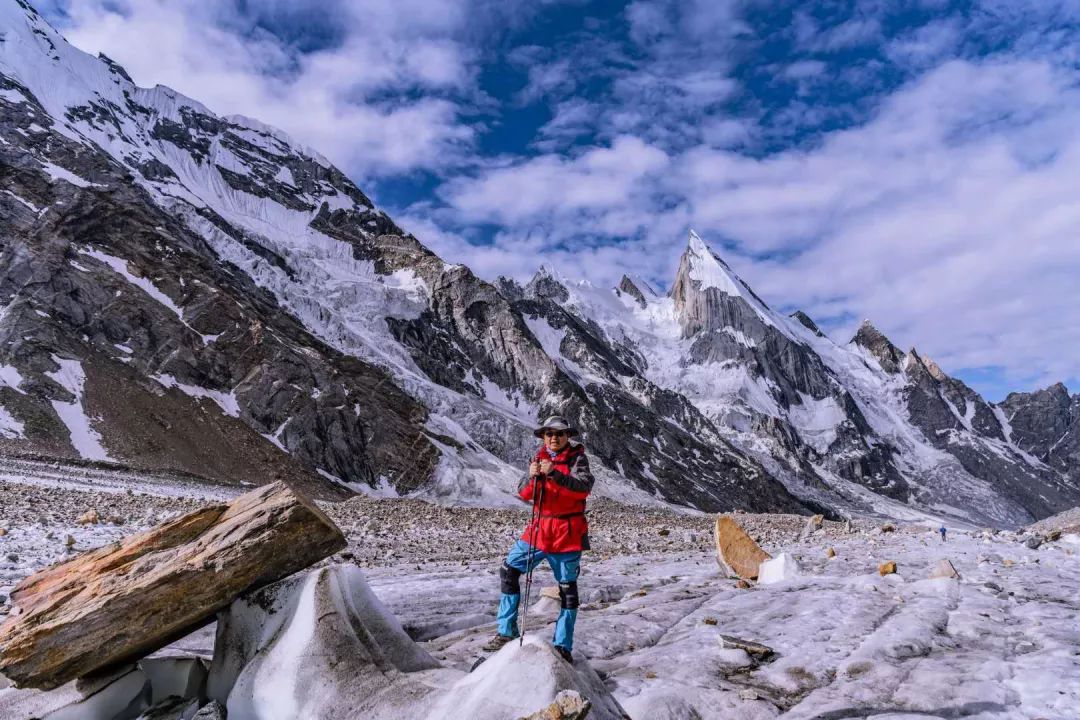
xmin=715 ymin=516 xmax=772 ymax=579
xmin=518 ymin=690 xmax=592 ymax=720
xmin=880 ymin=524 xmax=896 ymax=534
xmin=0 ymin=528 xmax=7 ymax=537
xmin=0 ymin=482 xmax=345 ymax=690
xmin=811 ymin=514 xmax=824 ymax=529
xmin=826 ymin=547 xmax=836 ymax=558
xmin=878 ymin=561 xmax=897 ymax=576
xmin=735 ymin=579 xmax=751 ymax=589
xmin=1003 ymin=558 xmax=1015 ymax=567
xmin=75 ymin=509 xmax=100 ymax=526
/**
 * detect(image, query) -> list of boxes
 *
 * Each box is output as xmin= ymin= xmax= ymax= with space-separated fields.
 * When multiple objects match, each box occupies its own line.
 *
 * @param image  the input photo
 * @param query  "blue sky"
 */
xmin=38 ymin=0 xmax=1080 ymax=401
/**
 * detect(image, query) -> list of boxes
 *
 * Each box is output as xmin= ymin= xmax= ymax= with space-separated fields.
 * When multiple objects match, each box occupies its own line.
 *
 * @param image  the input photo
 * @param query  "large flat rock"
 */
xmin=714 ymin=516 xmax=771 ymax=580
xmin=0 ymin=482 xmax=346 ymax=690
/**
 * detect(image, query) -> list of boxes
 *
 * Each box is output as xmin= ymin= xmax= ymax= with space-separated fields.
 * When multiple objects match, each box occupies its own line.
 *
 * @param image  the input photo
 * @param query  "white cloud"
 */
xmin=434 ymin=58 xmax=1080 ymax=394
xmin=51 ymin=0 xmax=479 ymax=175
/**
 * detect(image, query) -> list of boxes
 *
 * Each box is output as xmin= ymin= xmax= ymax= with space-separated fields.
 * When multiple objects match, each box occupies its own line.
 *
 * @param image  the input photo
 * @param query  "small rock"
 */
xmin=929 ymin=559 xmax=960 ymax=580
xmin=1024 ymin=536 xmax=1042 ymax=550
xmin=644 ymin=671 xmax=657 ymax=679
xmin=826 ymin=547 xmax=836 ymax=558
xmin=719 ymin=635 xmax=774 ymax=659
xmin=65 ymin=534 xmax=76 ymax=547
xmin=739 ymin=688 xmax=759 ymax=701
xmin=0 ymin=527 xmax=7 ymax=536
xmin=76 ymin=509 xmax=100 ymax=525
xmin=1046 ymin=529 xmax=1062 ymax=542
xmin=880 ymin=523 xmax=896 ymax=534
xmin=657 ymin=528 xmax=670 ymax=537
xmin=192 ymin=701 xmax=227 ymax=720
xmin=735 ymin=579 xmax=751 ymax=589
xmin=6 ymin=553 xmax=17 ymax=562
xmin=878 ymin=561 xmax=897 ymax=576
xmin=1003 ymin=558 xmax=1015 ymax=567
xmin=702 ymin=617 xmax=718 ymax=625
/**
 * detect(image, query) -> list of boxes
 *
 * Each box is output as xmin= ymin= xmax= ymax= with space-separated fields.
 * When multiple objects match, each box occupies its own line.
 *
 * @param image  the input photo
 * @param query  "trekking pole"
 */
xmin=519 ymin=453 xmax=547 ymax=646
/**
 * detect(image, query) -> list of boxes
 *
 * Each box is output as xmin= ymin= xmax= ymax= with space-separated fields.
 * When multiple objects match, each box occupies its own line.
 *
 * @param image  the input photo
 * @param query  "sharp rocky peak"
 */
xmin=851 ymin=320 xmax=905 ymax=375
xmin=617 ymin=275 xmax=648 ymax=309
xmin=525 ymin=265 xmax=570 ymax=303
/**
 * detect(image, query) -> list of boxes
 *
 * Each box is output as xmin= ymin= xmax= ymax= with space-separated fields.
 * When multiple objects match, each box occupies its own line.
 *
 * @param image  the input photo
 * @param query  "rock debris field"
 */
xmin=1 ymin=476 xmax=1079 ymax=719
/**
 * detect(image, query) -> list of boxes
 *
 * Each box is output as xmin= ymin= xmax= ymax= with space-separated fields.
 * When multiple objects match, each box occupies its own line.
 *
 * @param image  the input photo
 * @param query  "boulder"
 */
xmin=1024 ymin=535 xmax=1043 ymax=550
xmin=714 ymin=516 xmax=771 ymax=580
xmin=0 ymin=482 xmax=346 ymax=690
xmin=929 ymin=559 xmax=960 ymax=580
xmin=757 ymin=553 xmax=801 ymax=585
xmin=878 ymin=561 xmax=897 ymax=576
xmin=798 ymin=514 xmax=823 ymax=540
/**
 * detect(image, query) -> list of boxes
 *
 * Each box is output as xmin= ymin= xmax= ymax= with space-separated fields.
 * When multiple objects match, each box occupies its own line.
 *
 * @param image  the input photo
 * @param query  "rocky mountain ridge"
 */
xmin=0 ymin=0 xmax=1076 ymax=526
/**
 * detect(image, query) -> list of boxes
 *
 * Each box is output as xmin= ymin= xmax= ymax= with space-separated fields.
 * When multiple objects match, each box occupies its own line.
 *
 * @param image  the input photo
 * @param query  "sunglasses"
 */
xmin=543 ymin=430 xmax=568 ymax=438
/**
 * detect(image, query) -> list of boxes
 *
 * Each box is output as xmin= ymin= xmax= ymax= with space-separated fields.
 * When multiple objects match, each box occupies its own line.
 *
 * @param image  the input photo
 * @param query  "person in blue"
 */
xmin=482 ymin=415 xmax=595 ymax=664
xmin=939 ymin=526 xmax=947 ymax=542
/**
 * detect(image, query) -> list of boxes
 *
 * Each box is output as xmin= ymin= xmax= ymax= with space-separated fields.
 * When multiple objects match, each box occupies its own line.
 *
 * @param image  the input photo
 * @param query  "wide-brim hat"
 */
xmin=534 ymin=415 xmax=578 ymax=438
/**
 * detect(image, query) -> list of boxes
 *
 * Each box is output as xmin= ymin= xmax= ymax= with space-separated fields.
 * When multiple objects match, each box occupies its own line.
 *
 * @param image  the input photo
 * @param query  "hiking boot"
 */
xmin=482 ymin=634 xmax=516 ymax=652
xmin=555 ymin=646 xmax=574 ymax=665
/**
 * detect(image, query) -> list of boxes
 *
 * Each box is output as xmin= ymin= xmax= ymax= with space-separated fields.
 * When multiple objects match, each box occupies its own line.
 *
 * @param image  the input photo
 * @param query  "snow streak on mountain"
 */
xmin=0 ymin=0 xmax=1076 ymax=526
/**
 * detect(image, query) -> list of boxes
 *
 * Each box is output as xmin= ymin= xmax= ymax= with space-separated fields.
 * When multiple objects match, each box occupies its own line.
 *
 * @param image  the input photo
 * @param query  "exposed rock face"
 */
xmin=851 ymin=320 xmax=905 ymax=374
xmin=0 ymin=482 xmax=345 ymax=689
xmin=616 ymin=276 xmax=648 ymax=309
xmin=1000 ymin=383 xmax=1080 ymax=485
xmin=714 ymin=516 xmax=772 ymax=579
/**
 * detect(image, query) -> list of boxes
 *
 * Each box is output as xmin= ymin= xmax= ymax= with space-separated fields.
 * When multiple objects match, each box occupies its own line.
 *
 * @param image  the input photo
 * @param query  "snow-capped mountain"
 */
xmin=0 ymin=0 xmax=801 ymax=513
xmin=0 ymin=0 xmax=1076 ymax=525
xmin=498 ymin=232 xmax=1080 ymax=527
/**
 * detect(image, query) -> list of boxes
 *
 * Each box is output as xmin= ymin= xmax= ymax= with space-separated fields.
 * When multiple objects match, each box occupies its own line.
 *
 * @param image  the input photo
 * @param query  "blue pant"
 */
xmin=497 ymin=539 xmax=581 ymax=651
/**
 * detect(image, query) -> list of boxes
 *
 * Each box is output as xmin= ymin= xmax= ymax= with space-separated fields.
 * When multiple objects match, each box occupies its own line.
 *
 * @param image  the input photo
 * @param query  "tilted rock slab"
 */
xmin=0 ymin=482 xmax=346 ymax=690
xmin=714 ymin=516 xmax=772 ymax=580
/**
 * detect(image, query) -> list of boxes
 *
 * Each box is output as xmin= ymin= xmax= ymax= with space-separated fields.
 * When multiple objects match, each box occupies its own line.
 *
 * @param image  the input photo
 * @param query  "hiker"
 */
xmin=939 ymin=526 xmax=947 ymax=542
xmin=483 ymin=415 xmax=595 ymax=664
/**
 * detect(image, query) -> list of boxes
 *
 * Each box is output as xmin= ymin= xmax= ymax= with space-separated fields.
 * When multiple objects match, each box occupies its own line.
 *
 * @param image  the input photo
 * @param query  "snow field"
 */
xmin=366 ymin=525 xmax=1080 ymax=719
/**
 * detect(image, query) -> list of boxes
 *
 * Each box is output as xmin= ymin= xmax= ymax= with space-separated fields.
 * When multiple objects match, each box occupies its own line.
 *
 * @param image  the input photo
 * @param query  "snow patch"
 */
xmin=45 ymin=356 xmax=112 ymax=461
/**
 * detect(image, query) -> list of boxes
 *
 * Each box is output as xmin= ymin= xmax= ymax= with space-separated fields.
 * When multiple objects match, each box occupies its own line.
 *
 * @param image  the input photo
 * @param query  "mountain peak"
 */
xmin=851 ymin=320 xmax=905 ymax=374
xmin=679 ymin=230 xmax=749 ymax=301
xmin=617 ymin=275 xmax=648 ymax=308
xmin=791 ymin=310 xmax=825 ymax=337
xmin=525 ymin=265 xmax=569 ymax=302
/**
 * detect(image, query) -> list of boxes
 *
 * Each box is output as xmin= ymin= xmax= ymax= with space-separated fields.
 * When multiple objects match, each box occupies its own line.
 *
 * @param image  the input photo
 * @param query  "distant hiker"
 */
xmin=483 ymin=415 xmax=595 ymax=664
xmin=939 ymin=526 xmax=947 ymax=542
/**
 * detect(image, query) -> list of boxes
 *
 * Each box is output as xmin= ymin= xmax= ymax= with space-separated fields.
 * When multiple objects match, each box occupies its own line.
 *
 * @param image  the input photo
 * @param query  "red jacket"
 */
xmin=519 ymin=443 xmax=595 ymax=553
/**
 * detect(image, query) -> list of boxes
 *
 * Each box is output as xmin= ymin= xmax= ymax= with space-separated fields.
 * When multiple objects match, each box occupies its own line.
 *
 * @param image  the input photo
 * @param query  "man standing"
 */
xmin=483 ymin=415 xmax=595 ymax=664
xmin=939 ymin=526 xmax=947 ymax=542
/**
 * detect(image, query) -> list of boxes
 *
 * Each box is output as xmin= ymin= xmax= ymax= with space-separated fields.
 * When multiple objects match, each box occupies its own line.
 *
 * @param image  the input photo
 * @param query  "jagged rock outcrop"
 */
xmin=1000 ymin=383 xmax=1080 ymax=484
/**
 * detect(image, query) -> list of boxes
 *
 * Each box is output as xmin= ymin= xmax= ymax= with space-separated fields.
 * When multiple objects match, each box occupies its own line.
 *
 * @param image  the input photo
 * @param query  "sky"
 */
xmin=35 ymin=0 xmax=1080 ymax=401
